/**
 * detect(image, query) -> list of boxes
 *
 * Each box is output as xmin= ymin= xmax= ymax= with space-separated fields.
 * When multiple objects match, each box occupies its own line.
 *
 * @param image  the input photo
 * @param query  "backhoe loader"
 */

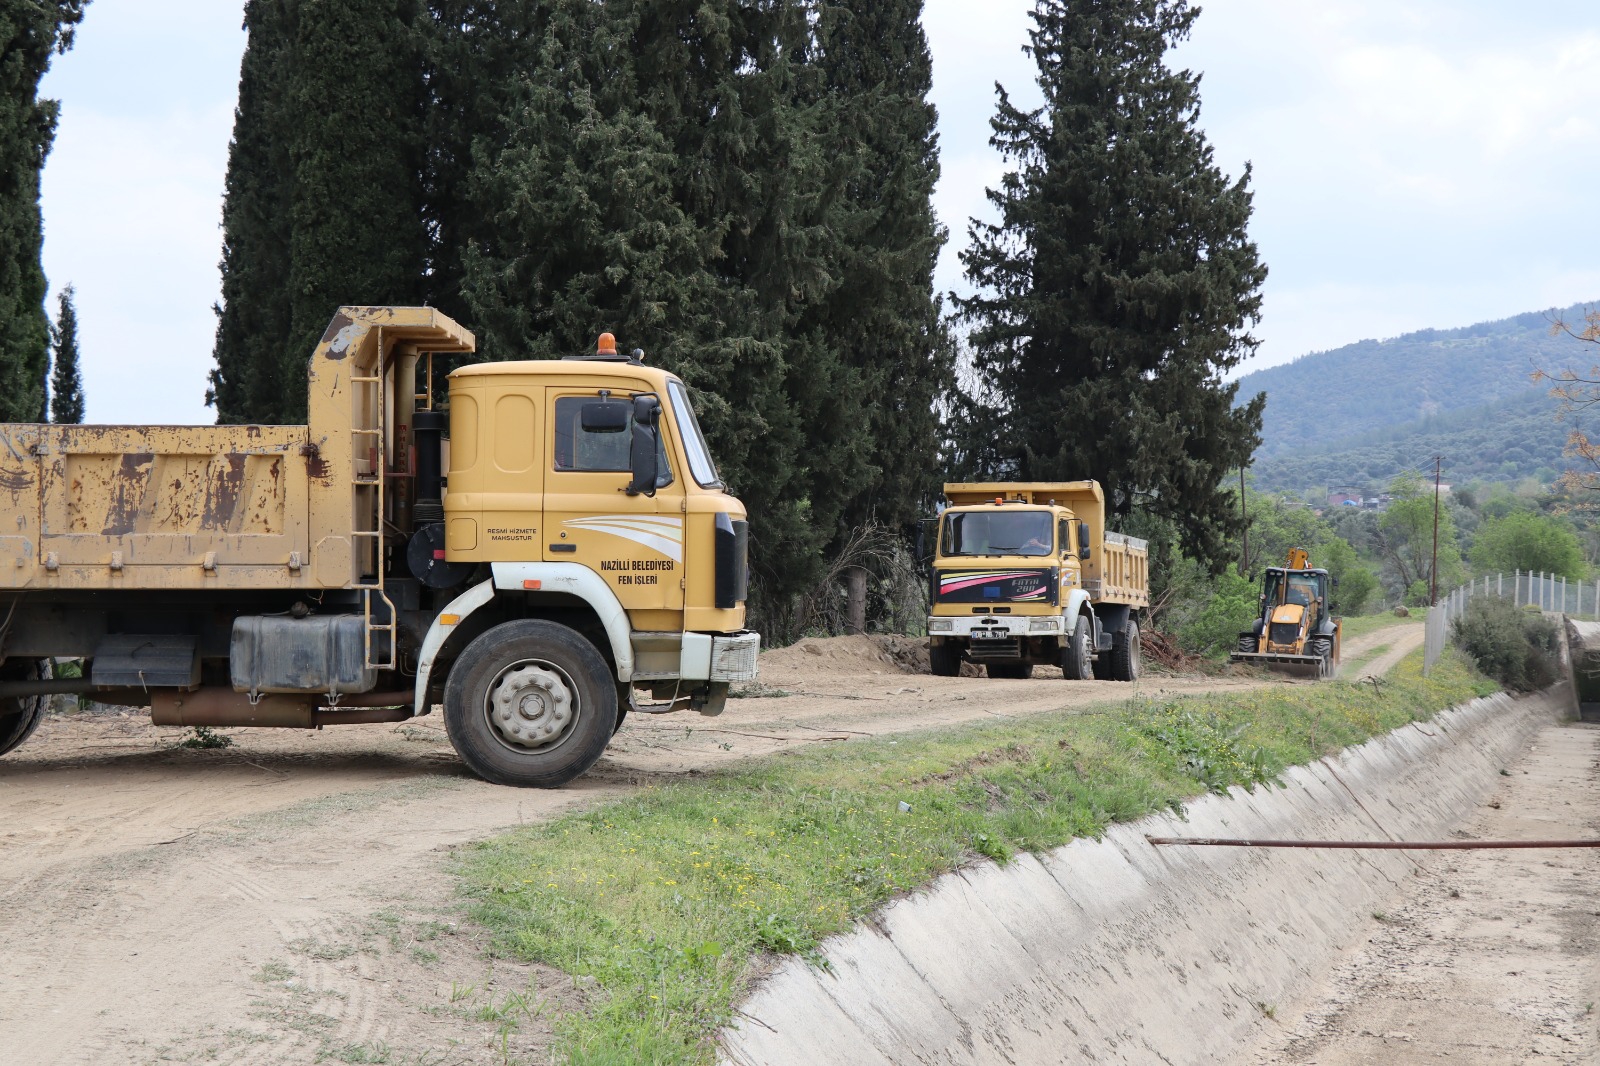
xmin=1230 ymin=548 xmax=1340 ymax=678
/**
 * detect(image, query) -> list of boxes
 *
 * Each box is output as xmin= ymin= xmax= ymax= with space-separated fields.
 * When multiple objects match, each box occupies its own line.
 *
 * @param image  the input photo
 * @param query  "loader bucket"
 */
xmin=1228 ymin=650 xmax=1329 ymax=679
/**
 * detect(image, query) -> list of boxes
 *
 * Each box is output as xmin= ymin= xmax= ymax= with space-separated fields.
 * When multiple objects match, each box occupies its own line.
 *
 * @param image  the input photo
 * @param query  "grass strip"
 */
xmin=1340 ymin=610 xmax=1422 ymax=640
xmin=456 ymin=648 xmax=1493 ymax=1065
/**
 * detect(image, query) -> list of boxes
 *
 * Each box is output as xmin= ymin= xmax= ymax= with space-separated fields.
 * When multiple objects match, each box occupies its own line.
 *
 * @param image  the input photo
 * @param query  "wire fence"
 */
xmin=1423 ymin=570 xmax=1598 ymax=675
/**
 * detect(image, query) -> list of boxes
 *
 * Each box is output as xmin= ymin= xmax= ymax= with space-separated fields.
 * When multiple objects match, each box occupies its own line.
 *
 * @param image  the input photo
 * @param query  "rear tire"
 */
xmin=1111 ymin=619 xmax=1141 ymax=682
xmin=929 ymin=640 xmax=962 ymax=677
xmin=0 ymin=659 xmax=48 ymax=758
xmin=1060 ymin=616 xmax=1093 ymax=680
xmin=444 ymin=620 xmax=617 ymax=788
xmin=986 ymin=662 xmax=1032 ymax=680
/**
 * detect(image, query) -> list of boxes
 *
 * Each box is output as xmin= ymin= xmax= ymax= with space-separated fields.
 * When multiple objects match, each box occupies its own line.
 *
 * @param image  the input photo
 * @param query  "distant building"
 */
xmin=1327 ymin=490 xmax=1362 ymax=508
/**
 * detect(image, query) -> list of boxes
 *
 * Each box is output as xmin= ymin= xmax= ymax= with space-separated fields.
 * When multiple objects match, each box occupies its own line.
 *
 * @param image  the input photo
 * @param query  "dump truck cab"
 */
xmin=1231 ymin=548 xmax=1340 ymax=678
xmin=925 ymin=482 xmax=1148 ymax=682
xmin=0 ymin=309 xmax=759 ymax=787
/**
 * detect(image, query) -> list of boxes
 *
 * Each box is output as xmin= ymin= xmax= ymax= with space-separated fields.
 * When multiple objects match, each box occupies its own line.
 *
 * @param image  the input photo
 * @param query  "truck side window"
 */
xmin=1059 ymin=519 xmax=1070 ymax=555
xmin=552 ymin=394 xmax=673 ymax=487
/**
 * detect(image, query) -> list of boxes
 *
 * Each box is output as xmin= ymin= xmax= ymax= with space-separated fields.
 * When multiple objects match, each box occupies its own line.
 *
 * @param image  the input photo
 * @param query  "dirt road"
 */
xmin=0 ymin=625 xmax=1417 ymax=1064
xmin=1242 ymin=718 xmax=1600 ymax=1065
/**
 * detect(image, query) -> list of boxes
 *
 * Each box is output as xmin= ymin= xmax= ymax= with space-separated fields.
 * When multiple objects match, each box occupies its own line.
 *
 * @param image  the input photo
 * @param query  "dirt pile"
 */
xmin=761 ymin=634 xmax=931 ymax=676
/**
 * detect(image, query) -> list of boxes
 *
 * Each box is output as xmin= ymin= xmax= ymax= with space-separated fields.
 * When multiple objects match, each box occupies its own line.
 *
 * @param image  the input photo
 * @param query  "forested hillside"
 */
xmin=1243 ymin=303 xmax=1590 ymax=456
xmin=1251 ymin=389 xmax=1582 ymax=492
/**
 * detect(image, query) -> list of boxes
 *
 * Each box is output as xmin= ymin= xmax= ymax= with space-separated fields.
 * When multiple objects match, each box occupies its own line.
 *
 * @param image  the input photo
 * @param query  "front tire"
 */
xmin=929 ymin=640 xmax=962 ymax=677
xmin=1309 ymin=636 xmax=1333 ymax=678
xmin=0 ymin=659 xmax=48 ymax=758
xmin=1060 ymin=616 xmax=1093 ymax=680
xmin=1237 ymin=634 xmax=1259 ymax=654
xmin=444 ymin=620 xmax=618 ymax=788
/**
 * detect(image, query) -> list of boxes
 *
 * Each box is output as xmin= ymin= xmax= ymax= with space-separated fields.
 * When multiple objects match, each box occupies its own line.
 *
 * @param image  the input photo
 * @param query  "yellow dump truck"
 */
xmin=925 ymin=482 xmax=1149 ymax=680
xmin=0 ymin=307 xmax=759 ymax=786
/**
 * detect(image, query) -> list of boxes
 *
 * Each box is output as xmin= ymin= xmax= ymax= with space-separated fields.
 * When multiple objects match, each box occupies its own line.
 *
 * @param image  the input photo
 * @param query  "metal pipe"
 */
xmin=0 ymin=678 xmax=99 ymax=697
xmin=1146 ymin=836 xmax=1600 ymax=850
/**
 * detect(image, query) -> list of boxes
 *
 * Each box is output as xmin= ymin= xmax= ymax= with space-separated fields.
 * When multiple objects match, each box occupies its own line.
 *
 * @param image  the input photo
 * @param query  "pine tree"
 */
xmin=210 ymin=0 xmax=428 ymax=424
xmin=956 ymin=0 xmax=1266 ymax=570
xmin=0 ymin=1 xmax=88 ymax=423
xmin=48 ymin=283 xmax=83 ymax=423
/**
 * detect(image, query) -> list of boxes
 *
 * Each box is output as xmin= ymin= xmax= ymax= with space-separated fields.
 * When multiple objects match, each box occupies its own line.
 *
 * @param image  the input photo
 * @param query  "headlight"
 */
xmin=928 ymin=619 xmax=954 ymax=633
xmin=1029 ymin=618 xmax=1058 ymax=632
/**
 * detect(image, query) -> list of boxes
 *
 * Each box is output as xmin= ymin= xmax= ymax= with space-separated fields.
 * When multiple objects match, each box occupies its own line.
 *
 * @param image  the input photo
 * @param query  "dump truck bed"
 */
xmin=0 ymin=306 xmax=475 ymax=593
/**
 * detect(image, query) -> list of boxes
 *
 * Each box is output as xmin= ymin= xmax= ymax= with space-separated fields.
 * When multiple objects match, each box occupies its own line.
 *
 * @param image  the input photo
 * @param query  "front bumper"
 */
xmin=927 ymin=615 xmax=1065 ymax=639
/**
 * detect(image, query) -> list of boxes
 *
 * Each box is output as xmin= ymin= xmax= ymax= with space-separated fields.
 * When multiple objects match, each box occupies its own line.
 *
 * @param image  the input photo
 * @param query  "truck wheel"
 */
xmin=1061 ymin=616 xmax=1093 ymax=680
xmin=1111 ymin=619 xmax=1141 ymax=682
xmin=0 ymin=659 xmax=48 ymax=758
xmin=443 ymin=620 xmax=618 ymax=788
xmin=929 ymin=640 xmax=962 ymax=677
xmin=1237 ymin=634 xmax=1259 ymax=654
xmin=986 ymin=662 xmax=1032 ymax=679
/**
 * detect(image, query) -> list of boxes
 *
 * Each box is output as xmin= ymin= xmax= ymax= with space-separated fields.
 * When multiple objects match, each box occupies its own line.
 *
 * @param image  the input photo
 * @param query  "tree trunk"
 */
xmin=846 ymin=567 xmax=868 ymax=635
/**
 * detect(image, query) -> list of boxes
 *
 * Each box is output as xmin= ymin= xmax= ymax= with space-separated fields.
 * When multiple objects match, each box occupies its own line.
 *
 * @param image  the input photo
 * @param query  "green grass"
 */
xmin=1340 ymin=610 xmax=1422 ymax=641
xmin=456 ymin=647 xmax=1493 ymax=1065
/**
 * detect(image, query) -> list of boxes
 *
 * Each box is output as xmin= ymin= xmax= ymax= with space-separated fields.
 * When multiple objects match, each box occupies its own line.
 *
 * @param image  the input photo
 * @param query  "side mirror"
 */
xmin=1077 ymin=521 xmax=1091 ymax=560
xmin=626 ymin=395 xmax=662 ymax=497
xmin=915 ymin=518 xmax=937 ymax=564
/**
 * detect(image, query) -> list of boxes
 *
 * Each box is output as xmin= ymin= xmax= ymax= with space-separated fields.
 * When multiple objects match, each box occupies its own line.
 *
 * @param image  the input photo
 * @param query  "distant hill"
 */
xmin=1250 ymin=389 xmax=1583 ymax=493
xmin=1241 ymin=302 xmax=1593 ymax=457
xmin=1240 ymin=301 xmax=1598 ymax=492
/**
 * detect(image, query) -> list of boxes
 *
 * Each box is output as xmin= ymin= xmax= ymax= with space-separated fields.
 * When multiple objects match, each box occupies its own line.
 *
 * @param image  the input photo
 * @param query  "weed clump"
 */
xmin=1451 ymin=597 xmax=1559 ymax=692
xmin=177 ymin=726 xmax=232 ymax=749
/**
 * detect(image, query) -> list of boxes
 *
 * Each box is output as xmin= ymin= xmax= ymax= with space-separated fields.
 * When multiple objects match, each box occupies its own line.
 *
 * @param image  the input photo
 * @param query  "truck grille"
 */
xmin=1269 ymin=621 xmax=1301 ymax=647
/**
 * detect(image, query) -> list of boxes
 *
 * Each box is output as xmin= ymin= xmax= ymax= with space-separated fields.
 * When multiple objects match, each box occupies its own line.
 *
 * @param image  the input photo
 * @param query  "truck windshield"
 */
xmin=667 ymin=379 xmax=721 ymax=488
xmin=942 ymin=511 xmax=1054 ymax=557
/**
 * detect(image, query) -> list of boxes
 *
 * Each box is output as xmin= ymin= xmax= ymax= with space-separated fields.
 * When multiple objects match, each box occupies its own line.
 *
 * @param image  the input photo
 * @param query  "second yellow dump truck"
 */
xmin=925 ymin=482 xmax=1149 ymax=680
xmin=0 ymin=307 xmax=759 ymax=787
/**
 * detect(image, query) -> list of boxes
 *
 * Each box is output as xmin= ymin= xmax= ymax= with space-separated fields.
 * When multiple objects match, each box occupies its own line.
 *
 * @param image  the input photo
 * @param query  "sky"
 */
xmin=36 ymin=0 xmax=1600 ymax=424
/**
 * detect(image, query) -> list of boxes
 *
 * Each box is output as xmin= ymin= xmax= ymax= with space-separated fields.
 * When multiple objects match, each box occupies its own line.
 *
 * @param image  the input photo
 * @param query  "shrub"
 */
xmin=1451 ymin=596 xmax=1559 ymax=692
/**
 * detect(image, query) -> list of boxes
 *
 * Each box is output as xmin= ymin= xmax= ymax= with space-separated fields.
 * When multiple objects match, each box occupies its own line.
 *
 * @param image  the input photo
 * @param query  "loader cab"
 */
xmin=1262 ymin=567 xmax=1331 ymax=626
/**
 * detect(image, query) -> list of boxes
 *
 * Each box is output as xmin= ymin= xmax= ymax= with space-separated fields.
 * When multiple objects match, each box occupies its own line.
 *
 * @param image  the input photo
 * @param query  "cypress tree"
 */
xmin=209 ymin=0 xmax=294 ymax=424
xmin=453 ymin=0 xmax=832 ymax=603
xmin=956 ymin=0 xmax=1266 ymax=570
xmin=48 ymin=283 xmax=82 ymax=423
xmin=210 ymin=0 xmax=428 ymax=424
xmin=0 ymin=1 xmax=87 ymax=423
xmin=807 ymin=0 xmax=950 ymax=535
xmin=284 ymin=0 xmax=428 ymax=399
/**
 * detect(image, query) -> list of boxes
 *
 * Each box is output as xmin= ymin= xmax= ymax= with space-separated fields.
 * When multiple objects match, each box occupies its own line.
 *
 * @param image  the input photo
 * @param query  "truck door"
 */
xmin=542 ymin=387 xmax=685 ymax=612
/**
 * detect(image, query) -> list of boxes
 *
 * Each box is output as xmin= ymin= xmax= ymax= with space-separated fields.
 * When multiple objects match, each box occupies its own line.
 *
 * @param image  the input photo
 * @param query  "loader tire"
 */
xmin=929 ymin=640 xmax=962 ymax=677
xmin=0 ymin=659 xmax=48 ymax=758
xmin=444 ymin=620 xmax=617 ymax=788
xmin=1111 ymin=619 xmax=1141 ymax=683
xmin=1237 ymin=634 xmax=1259 ymax=654
xmin=1309 ymin=636 xmax=1333 ymax=677
xmin=986 ymin=662 xmax=1032 ymax=680
xmin=1061 ymin=616 xmax=1093 ymax=680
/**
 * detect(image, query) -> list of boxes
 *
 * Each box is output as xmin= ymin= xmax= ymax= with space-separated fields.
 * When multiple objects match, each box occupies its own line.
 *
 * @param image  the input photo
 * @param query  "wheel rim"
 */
xmin=483 ymin=658 xmax=583 ymax=755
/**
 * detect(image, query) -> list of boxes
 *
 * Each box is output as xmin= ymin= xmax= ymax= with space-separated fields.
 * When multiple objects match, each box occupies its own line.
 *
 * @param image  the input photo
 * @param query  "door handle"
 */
xmin=550 ymin=543 xmax=576 ymax=553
